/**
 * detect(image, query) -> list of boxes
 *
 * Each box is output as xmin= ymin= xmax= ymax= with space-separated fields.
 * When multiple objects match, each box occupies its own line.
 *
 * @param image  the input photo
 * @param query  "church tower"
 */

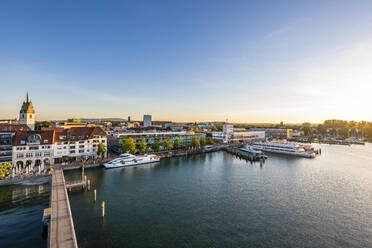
xmin=19 ymin=92 xmax=35 ymax=130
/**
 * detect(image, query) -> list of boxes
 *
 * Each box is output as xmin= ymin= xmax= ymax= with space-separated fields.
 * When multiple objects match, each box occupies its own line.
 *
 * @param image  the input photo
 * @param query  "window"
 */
xmin=43 ymin=140 xmax=49 ymax=143
xmin=71 ymin=150 xmax=75 ymax=154
xmin=60 ymin=135 xmax=66 ymax=140
xmin=79 ymin=150 xmax=84 ymax=153
xmin=21 ymin=140 xmax=25 ymax=145
xmin=70 ymin=146 xmax=76 ymax=149
xmin=79 ymin=145 xmax=84 ymax=148
xmin=26 ymin=153 xmax=33 ymax=158
xmin=78 ymin=136 xmax=84 ymax=139
xmin=57 ymin=142 xmax=62 ymax=145
xmin=44 ymin=152 xmax=50 ymax=157
xmin=64 ymin=142 xmax=68 ymax=145
xmin=70 ymin=136 xmax=76 ymax=140
xmin=35 ymin=152 xmax=42 ymax=157
xmin=16 ymin=153 xmax=24 ymax=158
xmin=86 ymin=149 xmax=90 ymax=152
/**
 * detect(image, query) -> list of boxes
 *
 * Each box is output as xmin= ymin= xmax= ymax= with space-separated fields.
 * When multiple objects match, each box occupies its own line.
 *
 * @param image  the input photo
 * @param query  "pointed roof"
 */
xmin=20 ymin=92 xmax=35 ymax=114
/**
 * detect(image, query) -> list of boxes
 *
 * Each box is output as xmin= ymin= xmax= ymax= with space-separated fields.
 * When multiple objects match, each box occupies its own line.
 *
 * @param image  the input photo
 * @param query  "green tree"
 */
xmin=0 ymin=162 xmax=13 ymax=180
xmin=216 ymin=125 xmax=224 ymax=131
xmin=97 ymin=142 xmax=106 ymax=158
xmin=163 ymin=138 xmax=173 ymax=150
xmin=199 ymin=136 xmax=206 ymax=146
xmin=122 ymin=137 xmax=137 ymax=154
xmin=191 ymin=136 xmax=200 ymax=148
xmin=137 ymin=138 xmax=148 ymax=154
xmin=303 ymin=126 xmax=312 ymax=136
xmin=152 ymin=139 xmax=160 ymax=152
xmin=207 ymin=137 xmax=216 ymax=145
xmin=211 ymin=126 xmax=218 ymax=131
xmin=193 ymin=128 xmax=200 ymax=133
xmin=173 ymin=138 xmax=181 ymax=149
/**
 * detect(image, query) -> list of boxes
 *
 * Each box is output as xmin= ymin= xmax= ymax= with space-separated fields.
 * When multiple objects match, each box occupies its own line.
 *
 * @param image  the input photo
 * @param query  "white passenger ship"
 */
xmin=104 ymin=153 xmax=160 ymax=168
xmin=251 ymin=142 xmax=316 ymax=158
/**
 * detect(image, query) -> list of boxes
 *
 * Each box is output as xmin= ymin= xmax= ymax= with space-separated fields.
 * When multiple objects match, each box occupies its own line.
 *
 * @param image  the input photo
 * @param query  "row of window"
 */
xmin=15 ymin=145 xmax=51 ymax=151
xmin=56 ymin=140 xmax=106 ymax=146
xmin=16 ymin=152 xmax=50 ymax=158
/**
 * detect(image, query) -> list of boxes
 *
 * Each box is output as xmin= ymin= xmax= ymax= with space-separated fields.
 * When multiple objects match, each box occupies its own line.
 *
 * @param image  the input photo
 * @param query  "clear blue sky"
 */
xmin=1 ymin=0 xmax=372 ymax=123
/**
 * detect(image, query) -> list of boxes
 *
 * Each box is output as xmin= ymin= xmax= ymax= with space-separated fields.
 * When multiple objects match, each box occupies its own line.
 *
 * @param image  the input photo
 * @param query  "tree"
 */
xmin=216 ymin=125 xmax=223 ymax=131
xmin=152 ymin=139 xmax=160 ymax=152
xmin=191 ymin=136 xmax=200 ymax=148
xmin=303 ymin=126 xmax=312 ymax=136
xmin=137 ymin=138 xmax=147 ymax=154
xmin=199 ymin=136 xmax=206 ymax=146
xmin=97 ymin=142 xmax=106 ymax=158
xmin=0 ymin=162 xmax=13 ymax=179
xmin=173 ymin=138 xmax=181 ymax=149
xmin=163 ymin=138 xmax=173 ymax=150
xmin=193 ymin=128 xmax=200 ymax=133
xmin=122 ymin=137 xmax=137 ymax=154
xmin=211 ymin=126 xmax=218 ymax=131
xmin=207 ymin=137 xmax=216 ymax=145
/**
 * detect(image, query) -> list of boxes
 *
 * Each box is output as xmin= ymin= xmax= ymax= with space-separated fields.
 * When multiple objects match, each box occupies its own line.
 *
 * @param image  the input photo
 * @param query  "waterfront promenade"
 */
xmin=50 ymin=166 xmax=78 ymax=248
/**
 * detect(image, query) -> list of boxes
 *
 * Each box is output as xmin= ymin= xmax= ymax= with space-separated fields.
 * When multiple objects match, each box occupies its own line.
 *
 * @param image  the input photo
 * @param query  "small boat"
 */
xmin=104 ymin=153 xmax=160 ymax=169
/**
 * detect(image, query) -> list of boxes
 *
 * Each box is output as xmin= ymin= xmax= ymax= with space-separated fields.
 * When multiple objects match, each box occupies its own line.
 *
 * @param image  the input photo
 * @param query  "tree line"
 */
xmin=121 ymin=136 xmax=216 ymax=154
xmin=301 ymin=119 xmax=372 ymax=140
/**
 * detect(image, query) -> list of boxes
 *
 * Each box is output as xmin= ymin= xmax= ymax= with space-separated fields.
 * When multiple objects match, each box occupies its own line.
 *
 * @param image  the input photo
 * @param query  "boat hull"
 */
xmin=104 ymin=158 xmax=160 ymax=169
xmin=253 ymin=148 xmax=315 ymax=158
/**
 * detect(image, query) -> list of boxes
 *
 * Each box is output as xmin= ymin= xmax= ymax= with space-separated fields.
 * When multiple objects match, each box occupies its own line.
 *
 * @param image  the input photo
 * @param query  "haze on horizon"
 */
xmin=1 ymin=0 xmax=372 ymax=123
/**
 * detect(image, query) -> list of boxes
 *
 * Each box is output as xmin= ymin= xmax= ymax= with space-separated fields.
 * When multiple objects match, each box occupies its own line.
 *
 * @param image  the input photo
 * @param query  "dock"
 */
xmin=223 ymin=146 xmax=266 ymax=162
xmin=48 ymin=166 xmax=79 ymax=248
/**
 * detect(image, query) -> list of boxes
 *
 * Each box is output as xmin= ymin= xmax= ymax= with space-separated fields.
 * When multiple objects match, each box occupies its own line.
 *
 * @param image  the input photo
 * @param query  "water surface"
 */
xmin=64 ymin=144 xmax=372 ymax=248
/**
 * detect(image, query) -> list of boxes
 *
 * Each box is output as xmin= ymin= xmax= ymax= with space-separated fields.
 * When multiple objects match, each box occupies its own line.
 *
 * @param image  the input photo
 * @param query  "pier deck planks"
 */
xmin=50 ymin=166 xmax=78 ymax=248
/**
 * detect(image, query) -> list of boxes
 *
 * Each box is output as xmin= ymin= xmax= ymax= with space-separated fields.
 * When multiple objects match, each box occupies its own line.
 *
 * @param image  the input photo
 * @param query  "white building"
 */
xmin=213 ymin=124 xmax=265 ymax=143
xmin=19 ymin=92 xmax=35 ymax=130
xmin=143 ymin=115 xmax=152 ymax=127
xmin=12 ymin=130 xmax=54 ymax=175
xmin=53 ymin=127 xmax=107 ymax=163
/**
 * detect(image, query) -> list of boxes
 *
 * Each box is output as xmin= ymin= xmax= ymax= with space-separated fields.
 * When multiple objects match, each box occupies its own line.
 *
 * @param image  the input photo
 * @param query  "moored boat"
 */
xmin=251 ymin=141 xmax=316 ymax=158
xmin=104 ymin=153 xmax=160 ymax=169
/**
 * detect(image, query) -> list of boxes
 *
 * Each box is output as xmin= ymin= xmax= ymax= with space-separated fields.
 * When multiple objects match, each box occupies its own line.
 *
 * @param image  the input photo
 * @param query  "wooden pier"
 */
xmin=48 ymin=166 xmax=79 ymax=248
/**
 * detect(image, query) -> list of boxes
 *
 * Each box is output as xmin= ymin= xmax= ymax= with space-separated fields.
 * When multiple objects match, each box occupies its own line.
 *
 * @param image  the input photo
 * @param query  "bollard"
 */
xmin=94 ymin=189 xmax=96 ymax=203
xmin=82 ymin=166 xmax=84 ymax=181
xmin=88 ymin=180 xmax=90 ymax=191
xmin=102 ymin=201 xmax=105 ymax=217
xmin=260 ymin=158 xmax=263 ymax=167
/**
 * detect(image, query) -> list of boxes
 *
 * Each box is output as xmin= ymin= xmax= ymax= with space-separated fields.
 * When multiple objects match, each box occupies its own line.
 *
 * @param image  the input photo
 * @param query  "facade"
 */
xmin=12 ymin=130 xmax=54 ymax=175
xmin=115 ymin=131 xmax=205 ymax=152
xmin=0 ymin=124 xmax=31 ymax=165
xmin=251 ymin=128 xmax=293 ymax=139
xmin=0 ymin=132 xmax=13 ymax=163
xmin=212 ymin=124 xmax=265 ymax=143
xmin=143 ymin=115 xmax=152 ymax=127
xmin=19 ymin=93 xmax=36 ymax=130
xmin=53 ymin=127 xmax=107 ymax=163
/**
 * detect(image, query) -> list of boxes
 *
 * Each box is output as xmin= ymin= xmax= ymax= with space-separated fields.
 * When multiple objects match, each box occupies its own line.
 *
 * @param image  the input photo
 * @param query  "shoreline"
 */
xmin=0 ymin=145 xmax=232 ymax=186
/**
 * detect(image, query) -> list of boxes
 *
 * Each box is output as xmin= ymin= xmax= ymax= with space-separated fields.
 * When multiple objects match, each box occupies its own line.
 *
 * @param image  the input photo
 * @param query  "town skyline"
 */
xmin=1 ymin=1 xmax=372 ymax=122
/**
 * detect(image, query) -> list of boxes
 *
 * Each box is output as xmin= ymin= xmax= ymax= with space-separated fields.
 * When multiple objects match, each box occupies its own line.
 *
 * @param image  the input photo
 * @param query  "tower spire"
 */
xmin=26 ymin=91 xmax=29 ymax=103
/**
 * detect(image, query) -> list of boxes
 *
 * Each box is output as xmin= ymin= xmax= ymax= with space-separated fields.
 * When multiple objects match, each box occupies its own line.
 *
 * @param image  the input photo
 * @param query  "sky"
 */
xmin=1 ymin=0 xmax=372 ymax=123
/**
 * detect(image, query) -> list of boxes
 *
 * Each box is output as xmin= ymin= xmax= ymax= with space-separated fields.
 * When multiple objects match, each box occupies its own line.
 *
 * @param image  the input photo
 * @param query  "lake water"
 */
xmin=1 ymin=144 xmax=372 ymax=247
